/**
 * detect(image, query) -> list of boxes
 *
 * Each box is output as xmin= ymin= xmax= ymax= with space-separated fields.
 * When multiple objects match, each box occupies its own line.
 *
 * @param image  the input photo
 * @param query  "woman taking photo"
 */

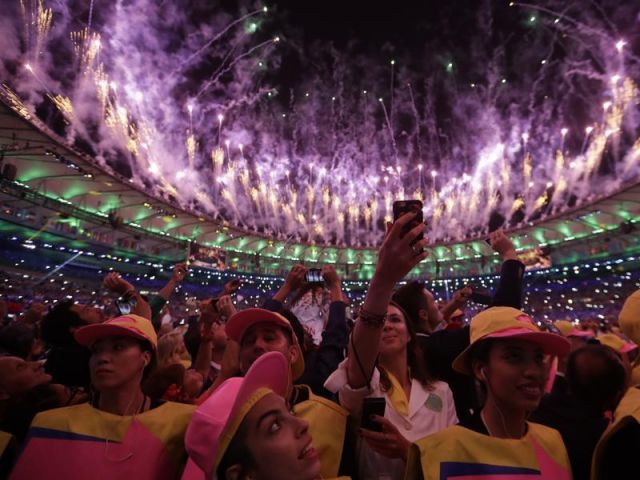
xmin=184 ymin=351 xmax=347 ymax=480
xmin=325 ymin=211 xmax=458 ymax=479
xmin=405 ymin=307 xmax=573 ymax=480
xmin=10 ymin=313 xmax=195 ymax=480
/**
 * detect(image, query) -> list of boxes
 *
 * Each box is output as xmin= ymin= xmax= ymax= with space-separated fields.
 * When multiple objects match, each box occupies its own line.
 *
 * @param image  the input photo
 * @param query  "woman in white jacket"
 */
xmin=325 ymin=212 xmax=457 ymax=480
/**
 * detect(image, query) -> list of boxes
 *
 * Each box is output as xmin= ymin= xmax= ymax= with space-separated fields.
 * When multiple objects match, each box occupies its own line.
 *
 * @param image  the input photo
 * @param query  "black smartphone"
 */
xmin=361 ymin=397 xmax=386 ymax=432
xmin=305 ymin=268 xmax=324 ymax=285
xmin=392 ymin=200 xmax=424 ymax=243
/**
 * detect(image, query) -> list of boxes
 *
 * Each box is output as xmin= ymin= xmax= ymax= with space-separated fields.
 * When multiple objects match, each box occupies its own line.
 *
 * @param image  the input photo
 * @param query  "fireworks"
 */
xmin=1 ymin=1 xmax=639 ymax=249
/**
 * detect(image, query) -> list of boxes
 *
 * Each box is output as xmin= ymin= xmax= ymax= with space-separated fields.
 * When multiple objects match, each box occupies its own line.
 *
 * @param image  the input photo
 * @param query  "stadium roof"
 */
xmin=2 ymin=92 xmax=640 ymax=277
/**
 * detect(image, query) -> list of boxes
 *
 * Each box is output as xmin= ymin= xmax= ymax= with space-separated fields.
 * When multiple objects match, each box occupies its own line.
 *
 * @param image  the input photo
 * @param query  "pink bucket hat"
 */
xmin=453 ymin=307 xmax=571 ymax=374
xmin=226 ymin=308 xmax=305 ymax=380
xmin=184 ymin=351 xmax=289 ymax=478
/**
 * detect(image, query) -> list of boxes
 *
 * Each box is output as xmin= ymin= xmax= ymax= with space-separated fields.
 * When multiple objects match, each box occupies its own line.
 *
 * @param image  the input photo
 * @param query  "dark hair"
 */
xmin=566 ymin=344 xmax=627 ymax=412
xmin=40 ymin=301 xmax=84 ymax=346
xmin=378 ymin=301 xmax=433 ymax=392
xmin=216 ymin=419 xmax=254 ymax=479
xmin=392 ymin=281 xmax=429 ymax=332
xmin=183 ymin=315 xmax=202 ymax=360
xmin=0 ymin=323 xmax=36 ymax=359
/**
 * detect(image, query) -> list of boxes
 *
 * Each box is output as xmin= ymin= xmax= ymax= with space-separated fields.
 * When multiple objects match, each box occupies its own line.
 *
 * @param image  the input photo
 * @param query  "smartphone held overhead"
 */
xmin=393 ymin=200 xmax=424 ymax=250
xmin=305 ymin=268 xmax=324 ymax=285
xmin=115 ymin=294 xmax=137 ymax=315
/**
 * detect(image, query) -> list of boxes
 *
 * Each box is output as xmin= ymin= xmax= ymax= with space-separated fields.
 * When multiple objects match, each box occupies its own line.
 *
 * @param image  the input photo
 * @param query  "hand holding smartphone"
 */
xmin=393 ymin=200 xmax=424 ymax=251
xmin=361 ymin=397 xmax=386 ymax=432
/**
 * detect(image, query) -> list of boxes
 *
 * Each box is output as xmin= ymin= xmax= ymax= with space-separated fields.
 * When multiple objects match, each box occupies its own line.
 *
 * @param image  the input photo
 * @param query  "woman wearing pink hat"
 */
xmin=405 ymin=307 xmax=574 ymax=479
xmin=10 ymin=314 xmax=195 ymax=480
xmin=184 ymin=351 xmax=348 ymax=480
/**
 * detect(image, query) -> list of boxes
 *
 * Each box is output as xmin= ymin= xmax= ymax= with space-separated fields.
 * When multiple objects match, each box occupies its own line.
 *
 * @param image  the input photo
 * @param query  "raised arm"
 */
xmin=300 ymin=265 xmax=349 ymax=397
xmin=488 ymin=230 xmax=525 ymax=309
xmin=271 ymin=264 xmax=307 ymax=304
xmin=441 ymin=286 xmax=472 ymax=322
xmin=192 ymin=298 xmax=220 ymax=380
xmin=157 ymin=263 xmax=188 ymax=301
xmin=346 ymin=212 xmax=428 ymax=389
xmin=103 ymin=272 xmax=152 ymax=320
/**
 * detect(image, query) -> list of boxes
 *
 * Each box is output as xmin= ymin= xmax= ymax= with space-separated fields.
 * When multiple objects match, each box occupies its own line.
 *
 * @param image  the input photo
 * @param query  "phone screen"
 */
xmin=361 ymin=397 xmax=386 ymax=432
xmin=305 ymin=269 xmax=323 ymax=284
xmin=115 ymin=296 xmax=137 ymax=316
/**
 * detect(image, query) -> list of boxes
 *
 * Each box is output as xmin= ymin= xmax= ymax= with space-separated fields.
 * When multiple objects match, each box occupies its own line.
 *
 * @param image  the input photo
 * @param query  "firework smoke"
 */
xmin=0 ymin=0 xmax=638 ymax=248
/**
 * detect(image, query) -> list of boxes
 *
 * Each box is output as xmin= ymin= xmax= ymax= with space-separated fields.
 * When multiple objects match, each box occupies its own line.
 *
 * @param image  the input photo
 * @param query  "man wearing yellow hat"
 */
xmin=188 ymin=308 xmax=355 ymax=480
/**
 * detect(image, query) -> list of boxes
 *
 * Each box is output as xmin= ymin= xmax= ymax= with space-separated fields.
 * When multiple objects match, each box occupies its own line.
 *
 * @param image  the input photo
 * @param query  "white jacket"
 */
xmin=325 ymin=360 xmax=458 ymax=480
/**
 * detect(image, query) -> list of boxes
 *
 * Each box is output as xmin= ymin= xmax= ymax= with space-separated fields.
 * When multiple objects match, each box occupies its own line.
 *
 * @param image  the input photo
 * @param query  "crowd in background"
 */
xmin=0 ymin=222 xmax=639 ymax=479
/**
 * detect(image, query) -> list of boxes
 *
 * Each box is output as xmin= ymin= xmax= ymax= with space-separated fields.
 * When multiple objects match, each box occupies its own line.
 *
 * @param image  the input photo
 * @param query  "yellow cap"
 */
xmin=452 ymin=307 xmax=570 ymax=375
xmin=598 ymin=333 xmax=638 ymax=354
xmin=619 ymin=289 xmax=640 ymax=345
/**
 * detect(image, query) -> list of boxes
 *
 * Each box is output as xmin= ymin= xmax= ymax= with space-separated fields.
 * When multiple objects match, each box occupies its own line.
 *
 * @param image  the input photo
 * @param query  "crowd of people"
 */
xmin=0 ymin=215 xmax=639 ymax=479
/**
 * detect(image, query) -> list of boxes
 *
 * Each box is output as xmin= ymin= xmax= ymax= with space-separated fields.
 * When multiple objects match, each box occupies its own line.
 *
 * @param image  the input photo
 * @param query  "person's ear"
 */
xmin=224 ymin=464 xmax=243 ymax=480
xmin=289 ymin=344 xmax=300 ymax=365
xmin=141 ymin=351 xmax=152 ymax=369
xmin=472 ymin=361 xmax=486 ymax=382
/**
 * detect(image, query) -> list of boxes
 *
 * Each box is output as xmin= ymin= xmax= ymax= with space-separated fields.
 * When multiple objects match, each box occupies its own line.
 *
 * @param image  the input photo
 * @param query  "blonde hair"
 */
xmin=157 ymin=330 xmax=184 ymax=369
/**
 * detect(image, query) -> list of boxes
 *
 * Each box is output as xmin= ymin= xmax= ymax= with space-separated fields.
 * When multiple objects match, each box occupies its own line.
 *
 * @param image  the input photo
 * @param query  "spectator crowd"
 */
xmin=1 ymin=219 xmax=639 ymax=480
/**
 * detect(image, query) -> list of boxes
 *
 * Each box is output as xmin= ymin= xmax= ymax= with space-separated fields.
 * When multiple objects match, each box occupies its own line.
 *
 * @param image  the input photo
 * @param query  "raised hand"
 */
xmin=285 ymin=264 xmax=307 ymax=291
xmin=375 ymin=211 xmax=428 ymax=286
xmin=103 ymin=272 xmax=136 ymax=296
xmin=489 ymin=229 xmax=518 ymax=261
xmin=453 ymin=286 xmax=473 ymax=305
xmin=322 ymin=265 xmax=341 ymax=288
xmin=222 ymin=278 xmax=242 ymax=295
xmin=360 ymin=415 xmax=411 ymax=461
xmin=172 ymin=263 xmax=188 ymax=283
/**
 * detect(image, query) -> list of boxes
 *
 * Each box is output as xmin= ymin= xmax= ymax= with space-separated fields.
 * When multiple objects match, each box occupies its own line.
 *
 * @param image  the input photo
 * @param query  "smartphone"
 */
xmin=305 ymin=268 xmax=324 ymax=285
xmin=392 ymin=200 xmax=424 ymax=243
xmin=115 ymin=294 xmax=137 ymax=316
xmin=361 ymin=397 xmax=386 ymax=432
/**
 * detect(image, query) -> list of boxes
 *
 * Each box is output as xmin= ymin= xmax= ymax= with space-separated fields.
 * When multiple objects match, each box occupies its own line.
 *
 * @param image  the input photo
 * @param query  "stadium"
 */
xmin=2 ymin=89 xmax=639 ymax=320
xmin=1 ymin=1 xmax=639 ymax=479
